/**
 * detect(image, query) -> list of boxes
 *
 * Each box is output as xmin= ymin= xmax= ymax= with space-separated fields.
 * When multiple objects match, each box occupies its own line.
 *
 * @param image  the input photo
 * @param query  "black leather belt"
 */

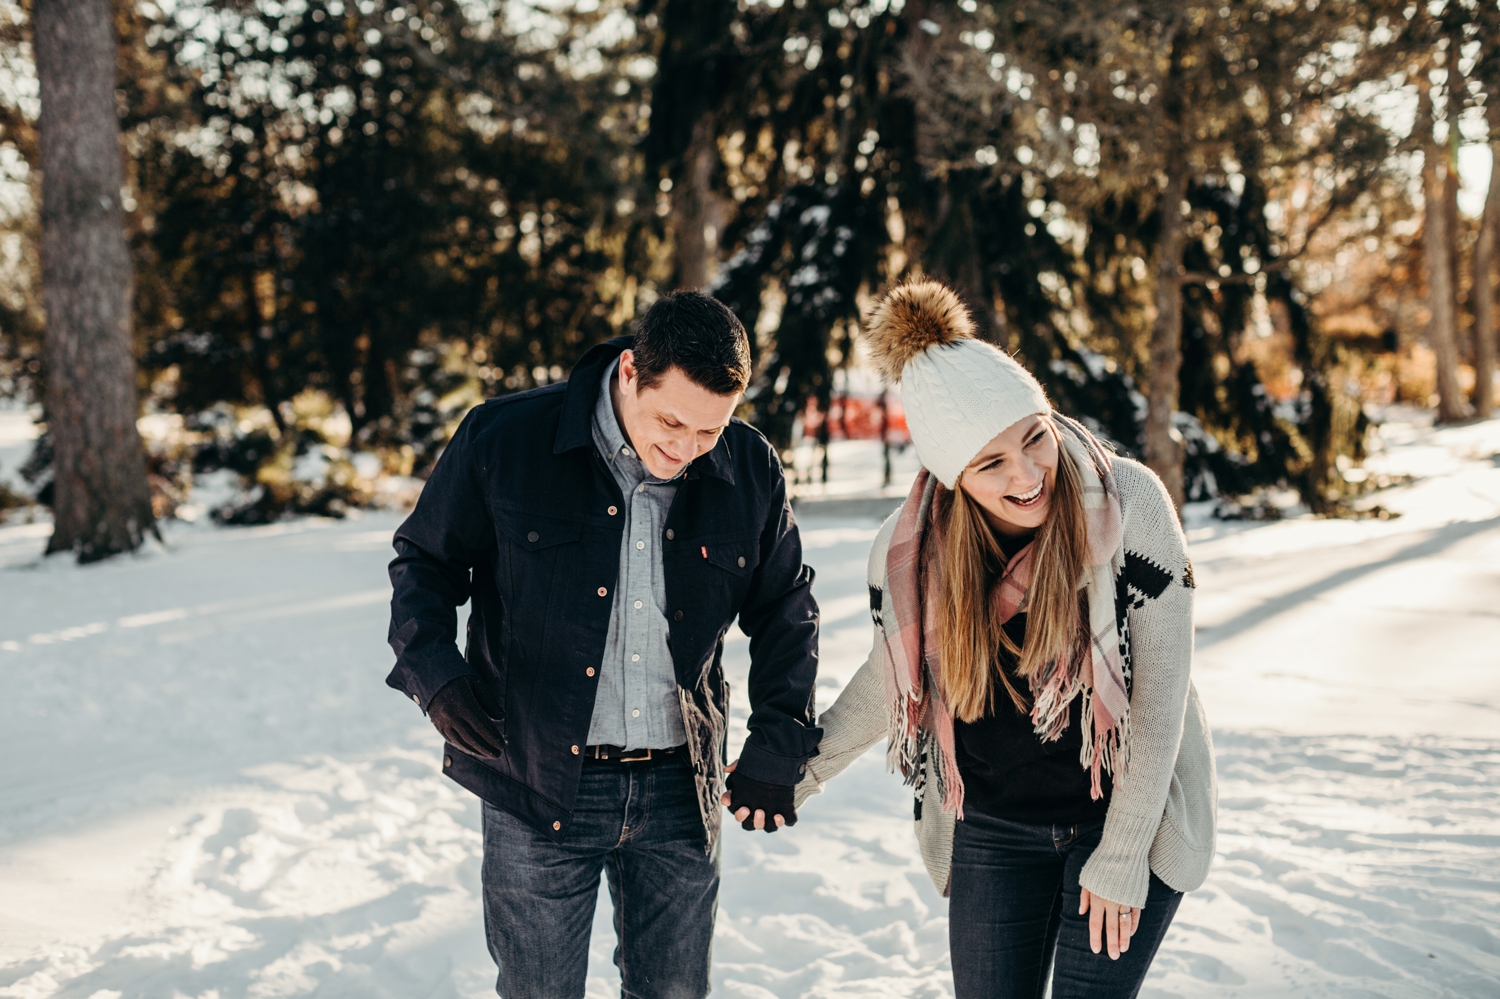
xmin=584 ymin=744 xmax=684 ymax=764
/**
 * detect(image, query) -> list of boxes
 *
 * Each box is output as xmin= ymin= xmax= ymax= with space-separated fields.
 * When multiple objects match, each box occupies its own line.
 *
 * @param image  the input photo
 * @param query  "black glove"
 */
xmin=426 ymin=676 xmax=506 ymax=759
xmin=724 ymin=771 xmax=797 ymax=833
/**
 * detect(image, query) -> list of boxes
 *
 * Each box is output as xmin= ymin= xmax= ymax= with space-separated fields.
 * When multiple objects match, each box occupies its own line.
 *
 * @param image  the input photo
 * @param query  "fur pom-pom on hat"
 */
xmin=863 ymin=280 xmax=976 ymax=382
xmin=862 ymin=280 xmax=1051 ymax=488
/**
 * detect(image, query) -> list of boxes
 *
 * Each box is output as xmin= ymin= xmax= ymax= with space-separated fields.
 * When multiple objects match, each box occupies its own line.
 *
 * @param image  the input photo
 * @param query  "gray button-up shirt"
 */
xmin=586 ymin=359 xmax=688 ymax=749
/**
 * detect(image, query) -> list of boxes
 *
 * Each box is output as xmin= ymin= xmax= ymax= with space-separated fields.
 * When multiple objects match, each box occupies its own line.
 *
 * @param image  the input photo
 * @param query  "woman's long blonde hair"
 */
xmin=937 ymin=423 xmax=1090 ymax=722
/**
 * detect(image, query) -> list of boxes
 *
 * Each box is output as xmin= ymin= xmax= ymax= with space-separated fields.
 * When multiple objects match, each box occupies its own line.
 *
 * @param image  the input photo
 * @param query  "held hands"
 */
xmin=720 ymin=759 xmax=796 ymax=833
xmin=426 ymin=676 xmax=506 ymax=759
xmin=1079 ymin=886 xmax=1140 ymax=961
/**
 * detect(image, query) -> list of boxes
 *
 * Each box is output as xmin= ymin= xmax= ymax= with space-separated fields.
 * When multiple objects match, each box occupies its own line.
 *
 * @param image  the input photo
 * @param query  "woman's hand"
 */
xmin=1079 ymin=887 xmax=1140 ymax=960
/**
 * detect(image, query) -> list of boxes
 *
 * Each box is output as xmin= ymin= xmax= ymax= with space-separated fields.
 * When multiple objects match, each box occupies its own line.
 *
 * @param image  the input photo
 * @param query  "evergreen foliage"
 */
xmin=1 ymin=0 xmax=1495 ymax=522
xmin=126 ymin=0 xmax=641 ymax=465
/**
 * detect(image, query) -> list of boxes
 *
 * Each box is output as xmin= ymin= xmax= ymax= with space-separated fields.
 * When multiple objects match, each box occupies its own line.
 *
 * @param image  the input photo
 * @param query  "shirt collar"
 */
xmin=592 ymin=359 xmax=636 ymax=471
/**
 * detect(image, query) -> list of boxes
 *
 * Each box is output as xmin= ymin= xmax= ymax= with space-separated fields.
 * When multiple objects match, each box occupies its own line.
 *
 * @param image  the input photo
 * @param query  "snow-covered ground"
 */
xmin=1 ymin=410 xmax=1498 ymax=998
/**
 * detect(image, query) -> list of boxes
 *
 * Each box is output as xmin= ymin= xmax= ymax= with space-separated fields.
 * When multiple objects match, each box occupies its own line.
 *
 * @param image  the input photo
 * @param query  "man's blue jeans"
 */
xmin=948 ymin=809 xmax=1183 ymax=999
xmin=480 ymin=756 xmax=719 ymax=999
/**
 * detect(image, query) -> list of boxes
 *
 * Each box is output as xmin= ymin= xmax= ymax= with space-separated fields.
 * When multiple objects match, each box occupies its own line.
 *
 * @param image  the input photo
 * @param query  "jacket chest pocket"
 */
xmin=669 ymin=534 xmax=760 ymax=616
xmin=702 ymin=538 xmax=759 ymax=577
xmin=493 ymin=509 xmax=585 ymax=621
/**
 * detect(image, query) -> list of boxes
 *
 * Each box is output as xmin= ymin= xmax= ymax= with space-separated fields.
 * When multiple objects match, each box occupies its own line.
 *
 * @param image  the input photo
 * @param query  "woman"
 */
xmin=739 ymin=282 xmax=1216 ymax=998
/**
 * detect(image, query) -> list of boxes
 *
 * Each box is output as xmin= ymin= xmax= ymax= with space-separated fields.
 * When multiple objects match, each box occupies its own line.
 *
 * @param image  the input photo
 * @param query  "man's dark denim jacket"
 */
xmin=387 ymin=337 xmax=821 ymax=849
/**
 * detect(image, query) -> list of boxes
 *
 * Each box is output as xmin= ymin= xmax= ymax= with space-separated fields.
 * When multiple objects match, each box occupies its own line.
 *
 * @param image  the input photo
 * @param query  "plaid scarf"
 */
xmin=881 ymin=416 xmax=1128 ymax=819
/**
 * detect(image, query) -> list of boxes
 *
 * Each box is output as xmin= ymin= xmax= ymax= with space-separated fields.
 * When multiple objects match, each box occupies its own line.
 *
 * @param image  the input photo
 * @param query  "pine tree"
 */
xmin=131 ymin=0 xmax=639 ymax=468
xmin=911 ymin=0 xmax=1415 ymax=509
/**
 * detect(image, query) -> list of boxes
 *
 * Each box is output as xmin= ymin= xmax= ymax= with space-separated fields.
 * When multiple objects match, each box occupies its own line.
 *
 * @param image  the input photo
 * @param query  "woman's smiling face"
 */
xmin=956 ymin=415 xmax=1059 ymax=537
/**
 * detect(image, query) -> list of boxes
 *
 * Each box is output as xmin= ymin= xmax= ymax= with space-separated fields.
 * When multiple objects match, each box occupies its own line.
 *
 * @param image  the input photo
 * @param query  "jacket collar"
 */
xmin=554 ymin=336 xmax=737 ymax=485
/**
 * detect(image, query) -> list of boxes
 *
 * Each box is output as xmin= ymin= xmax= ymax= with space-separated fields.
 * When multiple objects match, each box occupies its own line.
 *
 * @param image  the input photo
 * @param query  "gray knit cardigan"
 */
xmin=793 ymin=456 xmax=1217 ymax=908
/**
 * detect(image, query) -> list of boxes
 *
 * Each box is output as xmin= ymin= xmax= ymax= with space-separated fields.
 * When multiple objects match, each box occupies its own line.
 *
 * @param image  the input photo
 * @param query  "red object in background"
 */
xmin=802 ymin=394 xmax=911 ymax=443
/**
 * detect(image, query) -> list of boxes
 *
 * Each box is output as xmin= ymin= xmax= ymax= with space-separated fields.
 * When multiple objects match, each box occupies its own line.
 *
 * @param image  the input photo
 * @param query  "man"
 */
xmin=386 ymin=291 xmax=821 ymax=999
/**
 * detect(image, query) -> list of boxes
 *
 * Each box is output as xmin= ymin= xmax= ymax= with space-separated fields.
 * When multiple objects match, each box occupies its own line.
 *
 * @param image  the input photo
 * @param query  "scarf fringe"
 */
xmin=887 ymin=693 xmax=922 ymax=782
xmin=1029 ymin=668 xmax=1083 ymax=744
xmin=1077 ymin=685 xmax=1132 ymax=800
xmin=938 ymin=740 xmax=965 ymax=819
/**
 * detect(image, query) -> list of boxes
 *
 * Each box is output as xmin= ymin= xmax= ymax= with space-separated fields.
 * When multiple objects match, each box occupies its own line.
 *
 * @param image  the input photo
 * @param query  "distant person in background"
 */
xmin=789 ymin=281 xmax=1217 ymax=999
xmin=386 ymin=291 xmax=822 ymax=999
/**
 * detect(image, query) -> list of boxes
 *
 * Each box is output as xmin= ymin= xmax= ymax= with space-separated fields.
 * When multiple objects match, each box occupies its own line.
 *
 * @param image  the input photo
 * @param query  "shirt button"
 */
xmin=631 ymin=654 xmax=640 ymax=662
xmin=527 ymin=531 xmax=539 ymax=543
xmin=632 ymin=709 xmax=641 ymax=718
xmin=636 ymin=540 xmax=645 ymax=550
xmin=553 ymin=821 xmax=562 ymax=831
xmin=412 ymin=694 xmax=420 ymax=704
xmin=586 ymin=667 xmax=596 ymax=677
xmin=572 ymin=745 xmax=580 ymax=755
xmin=665 ymin=528 xmax=675 ymax=540
xmin=598 ymin=587 xmax=608 ymax=597
xmin=444 ymin=756 xmax=453 ymax=768
xmin=608 ymin=506 xmax=618 ymax=516
xmin=622 ymin=446 xmax=632 ymax=456
xmin=673 ymin=610 xmax=683 ymax=622
xmin=634 ymin=600 xmax=643 ymax=609
xmin=737 ymin=556 xmax=746 ymax=567
xmin=637 ymin=484 xmax=646 ymax=493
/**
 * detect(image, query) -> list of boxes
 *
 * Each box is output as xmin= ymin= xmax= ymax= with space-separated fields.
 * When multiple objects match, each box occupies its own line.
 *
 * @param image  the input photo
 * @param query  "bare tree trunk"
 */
xmin=1473 ymin=141 xmax=1500 ymax=418
xmin=35 ymin=0 xmax=155 ymax=561
xmin=1444 ymin=136 xmax=1466 ymax=359
xmin=1144 ymin=162 xmax=1189 ymax=509
xmin=673 ymin=115 xmax=721 ymax=290
xmin=1423 ymin=151 xmax=1471 ymax=423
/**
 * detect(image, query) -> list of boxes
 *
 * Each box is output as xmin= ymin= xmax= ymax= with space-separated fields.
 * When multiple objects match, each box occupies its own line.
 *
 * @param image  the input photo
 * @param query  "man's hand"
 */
xmin=426 ymin=676 xmax=506 ymax=759
xmin=720 ymin=760 xmax=796 ymax=833
xmin=1079 ymin=886 xmax=1140 ymax=960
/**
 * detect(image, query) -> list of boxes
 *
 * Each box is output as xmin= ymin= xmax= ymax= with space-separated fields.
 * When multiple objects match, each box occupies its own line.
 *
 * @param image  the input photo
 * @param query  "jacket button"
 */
xmin=586 ymin=667 xmax=595 ymax=677
xmin=572 ymin=745 xmax=580 ymax=754
xmin=553 ymin=821 xmax=562 ymax=831
xmin=527 ymin=531 xmax=539 ymax=543
xmin=665 ymin=528 xmax=675 ymax=540
xmin=737 ymin=556 xmax=746 ymax=567
xmin=444 ymin=756 xmax=452 ymax=768
xmin=608 ymin=506 xmax=618 ymax=515
xmin=598 ymin=587 xmax=608 ymax=597
xmin=673 ymin=610 xmax=683 ymax=622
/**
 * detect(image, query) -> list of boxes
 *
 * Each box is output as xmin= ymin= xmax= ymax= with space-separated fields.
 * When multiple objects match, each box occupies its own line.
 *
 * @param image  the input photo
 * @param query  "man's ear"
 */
xmin=617 ymin=349 xmax=638 ymax=395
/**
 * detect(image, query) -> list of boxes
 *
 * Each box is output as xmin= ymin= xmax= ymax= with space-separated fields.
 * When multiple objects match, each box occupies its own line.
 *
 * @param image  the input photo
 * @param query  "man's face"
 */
xmin=614 ymin=350 xmax=740 ymax=480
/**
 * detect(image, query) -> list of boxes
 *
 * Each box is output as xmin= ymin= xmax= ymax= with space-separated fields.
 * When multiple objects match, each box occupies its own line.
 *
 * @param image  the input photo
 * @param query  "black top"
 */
xmin=953 ymin=536 xmax=1111 ymax=826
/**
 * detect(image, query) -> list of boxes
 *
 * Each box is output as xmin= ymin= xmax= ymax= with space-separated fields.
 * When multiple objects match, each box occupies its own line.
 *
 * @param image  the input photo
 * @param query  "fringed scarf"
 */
xmin=881 ymin=416 xmax=1128 ymax=819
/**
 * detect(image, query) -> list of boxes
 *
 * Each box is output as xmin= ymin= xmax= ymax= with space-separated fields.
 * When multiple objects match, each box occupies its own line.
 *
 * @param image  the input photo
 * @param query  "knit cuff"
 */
xmin=792 ymin=771 xmax=823 ymax=809
xmin=1079 ymin=809 xmax=1160 ymax=909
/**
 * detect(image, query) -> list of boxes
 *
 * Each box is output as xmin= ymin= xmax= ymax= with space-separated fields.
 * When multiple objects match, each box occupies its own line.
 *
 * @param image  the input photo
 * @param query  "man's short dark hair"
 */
xmin=633 ymin=291 xmax=751 ymax=396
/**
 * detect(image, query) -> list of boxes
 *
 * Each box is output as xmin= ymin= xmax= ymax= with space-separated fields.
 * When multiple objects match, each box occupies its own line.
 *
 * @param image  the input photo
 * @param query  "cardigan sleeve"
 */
xmin=792 ymin=638 xmax=889 ymax=808
xmin=793 ymin=508 xmax=901 ymax=808
xmin=1078 ymin=459 xmax=1196 ymax=909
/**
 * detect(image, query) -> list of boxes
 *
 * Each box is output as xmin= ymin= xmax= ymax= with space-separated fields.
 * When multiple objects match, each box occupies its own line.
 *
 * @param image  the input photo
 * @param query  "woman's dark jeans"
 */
xmin=480 ymin=756 xmax=719 ymax=999
xmin=949 ymin=809 xmax=1182 ymax=999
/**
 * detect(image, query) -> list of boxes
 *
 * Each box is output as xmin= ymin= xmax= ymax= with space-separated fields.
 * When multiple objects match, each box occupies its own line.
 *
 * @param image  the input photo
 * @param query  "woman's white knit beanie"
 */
xmin=864 ymin=281 xmax=1050 ymax=489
